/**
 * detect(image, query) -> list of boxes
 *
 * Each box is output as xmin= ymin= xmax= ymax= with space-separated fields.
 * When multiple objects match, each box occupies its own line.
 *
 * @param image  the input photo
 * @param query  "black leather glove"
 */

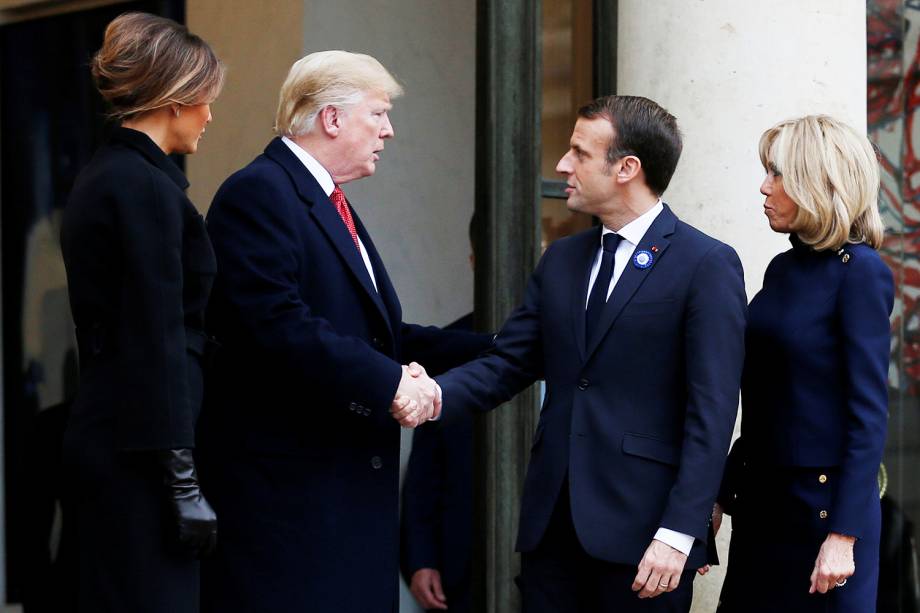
xmin=154 ymin=448 xmax=217 ymax=558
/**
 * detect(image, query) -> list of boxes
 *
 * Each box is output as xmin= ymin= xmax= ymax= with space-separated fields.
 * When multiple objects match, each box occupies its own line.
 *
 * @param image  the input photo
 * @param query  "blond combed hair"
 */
xmin=274 ymin=50 xmax=403 ymax=137
xmin=91 ymin=12 xmax=225 ymax=121
xmin=759 ymin=115 xmax=884 ymax=251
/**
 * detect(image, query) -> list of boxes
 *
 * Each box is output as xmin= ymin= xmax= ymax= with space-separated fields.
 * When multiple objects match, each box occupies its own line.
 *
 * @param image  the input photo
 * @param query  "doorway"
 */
xmin=0 ymin=1 xmax=182 ymax=608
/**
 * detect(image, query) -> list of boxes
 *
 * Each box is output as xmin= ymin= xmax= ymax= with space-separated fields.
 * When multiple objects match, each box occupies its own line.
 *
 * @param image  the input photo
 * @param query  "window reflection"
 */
xmin=541 ymin=0 xmax=595 ymax=251
xmin=867 ymin=1 xmax=920 ymax=610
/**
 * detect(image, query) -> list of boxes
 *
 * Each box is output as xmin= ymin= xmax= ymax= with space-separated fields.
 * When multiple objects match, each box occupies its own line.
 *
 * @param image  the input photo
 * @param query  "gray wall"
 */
xmin=302 ymin=1 xmax=477 ymax=328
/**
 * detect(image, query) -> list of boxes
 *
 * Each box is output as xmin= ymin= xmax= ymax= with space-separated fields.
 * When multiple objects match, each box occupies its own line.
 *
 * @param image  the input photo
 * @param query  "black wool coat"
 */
xmin=61 ymin=127 xmax=216 ymax=613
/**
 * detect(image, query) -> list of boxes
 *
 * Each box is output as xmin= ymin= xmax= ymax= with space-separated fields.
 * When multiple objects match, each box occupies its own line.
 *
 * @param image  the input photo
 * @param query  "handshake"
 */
xmin=390 ymin=362 xmax=441 ymax=428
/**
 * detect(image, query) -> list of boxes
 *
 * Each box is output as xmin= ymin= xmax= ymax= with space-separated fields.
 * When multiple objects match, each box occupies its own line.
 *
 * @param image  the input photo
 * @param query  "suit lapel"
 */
xmin=264 ymin=138 xmax=393 ymax=336
xmin=584 ymin=205 xmax=677 ymax=359
xmin=571 ymin=227 xmax=603 ymax=362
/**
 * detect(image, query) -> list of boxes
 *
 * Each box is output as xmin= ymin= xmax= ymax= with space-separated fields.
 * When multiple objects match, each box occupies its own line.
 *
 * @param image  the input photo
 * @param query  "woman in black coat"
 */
xmin=714 ymin=115 xmax=893 ymax=613
xmin=60 ymin=13 xmax=224 ymax=612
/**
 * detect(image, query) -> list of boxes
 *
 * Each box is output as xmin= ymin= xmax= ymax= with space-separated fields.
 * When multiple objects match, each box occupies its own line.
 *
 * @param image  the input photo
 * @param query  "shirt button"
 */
xmin=371 ymin=456 xmax=383 ymax=470
xmin=819 ymin=510 xmax=828 ymax=520
xmin=818 ymin=474 xmax=828 ymax=484
xmin=577 ymin=379 xmax=590 ymax=391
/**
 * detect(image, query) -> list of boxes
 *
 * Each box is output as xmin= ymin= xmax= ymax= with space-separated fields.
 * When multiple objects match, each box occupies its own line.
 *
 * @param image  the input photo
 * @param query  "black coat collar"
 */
xmin=110 ymin=127 xmax=189 ymax=190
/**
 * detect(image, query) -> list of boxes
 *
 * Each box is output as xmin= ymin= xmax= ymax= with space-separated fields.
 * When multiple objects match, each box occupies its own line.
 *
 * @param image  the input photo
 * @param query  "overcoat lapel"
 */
xmin=264 ymin=138 xmax=394 ymax=338
xmin=352 ymin=209 xmax=402 ymax=337
xmin=584 ymin=205 xmax=677 ymax=360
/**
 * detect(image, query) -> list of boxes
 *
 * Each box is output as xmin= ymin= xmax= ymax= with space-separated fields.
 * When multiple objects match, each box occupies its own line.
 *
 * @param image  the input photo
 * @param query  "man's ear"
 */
xmin=319 ymin=105 xmax=342 ymax=137
xmin=616 ymin=155 xmax=642 ymax=184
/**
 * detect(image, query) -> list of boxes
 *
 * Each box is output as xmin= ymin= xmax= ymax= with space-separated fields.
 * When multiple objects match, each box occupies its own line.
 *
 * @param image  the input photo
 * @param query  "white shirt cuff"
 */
xmin=653 ymin=528 xmax=694 ymax=555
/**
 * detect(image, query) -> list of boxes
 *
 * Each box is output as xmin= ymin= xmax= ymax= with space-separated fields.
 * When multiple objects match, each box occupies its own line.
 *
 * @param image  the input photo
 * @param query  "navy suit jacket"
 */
xmin=198 ymin=138 xmax=490 ymax=613
xmin=438 ymin=205 xmax=747 ymax=569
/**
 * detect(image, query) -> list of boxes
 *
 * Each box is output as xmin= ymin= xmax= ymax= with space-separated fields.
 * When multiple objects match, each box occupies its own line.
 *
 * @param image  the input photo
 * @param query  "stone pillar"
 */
xmin=615 ymin=1 xmax=867 ymax=611
xmin=473 ymin=0 xmax=542 ymax=612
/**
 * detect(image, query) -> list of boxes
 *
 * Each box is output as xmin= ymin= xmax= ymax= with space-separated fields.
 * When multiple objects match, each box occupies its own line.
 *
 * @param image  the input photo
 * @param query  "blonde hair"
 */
xmin=275 ymin=50 xmax=403 ymax=137
xmin=759 ymin=115 xmax=884 ymax=251
xmin=91 ymin=12 xmax=225 ymax=121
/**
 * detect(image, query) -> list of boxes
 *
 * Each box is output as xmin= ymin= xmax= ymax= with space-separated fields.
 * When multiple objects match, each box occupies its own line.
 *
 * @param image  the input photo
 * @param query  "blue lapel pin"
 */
xmin=633 ymin=250 xmax=654 ymax=269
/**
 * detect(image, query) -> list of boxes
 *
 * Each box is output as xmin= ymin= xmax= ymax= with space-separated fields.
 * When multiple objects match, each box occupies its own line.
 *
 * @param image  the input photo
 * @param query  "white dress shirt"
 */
xmin=281 ymin=136 xmax=378 ymax=291
xmin=584 ymin=200 xmax=695 ymax=557
xmin=585 ymin=200 xmax=663 ymax=306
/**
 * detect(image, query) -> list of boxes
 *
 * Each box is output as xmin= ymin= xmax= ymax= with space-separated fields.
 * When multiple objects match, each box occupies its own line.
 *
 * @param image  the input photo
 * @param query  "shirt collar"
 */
xmin=601 ymin=200 xmax=664 ymax=247
xmin=281 ymin=136 xmax=335 ymax=196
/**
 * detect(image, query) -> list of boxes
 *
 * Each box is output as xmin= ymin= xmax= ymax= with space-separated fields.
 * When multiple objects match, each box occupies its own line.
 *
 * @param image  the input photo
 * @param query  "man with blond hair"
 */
xmin=198 ymin=51 xmax=490 ymax=613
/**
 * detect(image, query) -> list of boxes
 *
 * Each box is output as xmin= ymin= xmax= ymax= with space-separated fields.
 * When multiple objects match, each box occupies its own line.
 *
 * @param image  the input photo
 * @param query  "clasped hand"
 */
xmin=390 ymin=361 xmax=441 ymax=428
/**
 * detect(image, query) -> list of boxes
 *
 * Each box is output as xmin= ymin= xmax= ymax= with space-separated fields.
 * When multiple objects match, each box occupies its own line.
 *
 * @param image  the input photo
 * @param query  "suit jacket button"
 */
xmin=349 ymin=402 xmax=357 ymax=412
xmin=818 ymin=474 xmax=828 ymax=484
xmin=371 ymin=456 xmax=383 ymax=470
xmin=577 ymin=378 xmax=589 ymax=390
xmin=372 ymin=337 xmax=383 ymax=348
xmin=819 ymin=510 xmax=828 ymax=519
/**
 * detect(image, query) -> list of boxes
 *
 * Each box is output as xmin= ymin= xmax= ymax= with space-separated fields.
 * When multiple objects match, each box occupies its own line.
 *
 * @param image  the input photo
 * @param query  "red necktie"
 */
xmin=330 ymin=186 xmax=360 ymax=250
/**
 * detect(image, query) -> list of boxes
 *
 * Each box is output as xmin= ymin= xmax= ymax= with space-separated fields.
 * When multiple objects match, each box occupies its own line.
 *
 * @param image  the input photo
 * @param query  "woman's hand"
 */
xmin=809 ymin=532 xmax=856 ymax=594
xmin=696 ymin=503 xmax=725 ymax=576
xmin=712 ymin=502 xmax=724 ymax=536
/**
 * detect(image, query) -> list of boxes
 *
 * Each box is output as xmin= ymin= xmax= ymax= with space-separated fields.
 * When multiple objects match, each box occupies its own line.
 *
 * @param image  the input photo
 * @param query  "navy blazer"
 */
xmin=720 ymin=237 xmax=894 ymax=538
xmin=438 ymin=205 xmax=747 ymax=569
xmin=198 ymin=138 xmax=490 ymax=613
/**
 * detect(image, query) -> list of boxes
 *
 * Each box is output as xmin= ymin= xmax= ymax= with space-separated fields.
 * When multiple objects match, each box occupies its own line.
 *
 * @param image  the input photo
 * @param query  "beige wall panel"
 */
xmin=186 ymin=0 xmax=303 ymax=213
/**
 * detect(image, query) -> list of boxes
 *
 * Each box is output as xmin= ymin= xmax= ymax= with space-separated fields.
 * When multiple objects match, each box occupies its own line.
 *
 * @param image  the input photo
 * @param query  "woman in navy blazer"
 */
xmin=715 ymin=115 xmax=893 ymax=612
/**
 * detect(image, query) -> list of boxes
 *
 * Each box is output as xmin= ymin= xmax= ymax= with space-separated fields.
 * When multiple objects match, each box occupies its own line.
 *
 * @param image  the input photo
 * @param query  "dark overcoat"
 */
xmin=198 ymin=138 xmax=490 ymax=613
xmin=61 ymin=127 xmax=216 ymax=612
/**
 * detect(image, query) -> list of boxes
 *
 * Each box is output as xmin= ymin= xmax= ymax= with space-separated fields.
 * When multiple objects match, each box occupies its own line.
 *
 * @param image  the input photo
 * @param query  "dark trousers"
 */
xmin=520 ymin=483 xmax=694 ymax=613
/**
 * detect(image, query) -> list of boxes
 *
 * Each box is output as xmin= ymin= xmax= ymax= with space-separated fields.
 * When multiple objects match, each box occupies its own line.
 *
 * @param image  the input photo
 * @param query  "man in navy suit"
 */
xmin=198 ymin=51 xmax=491 ymax=613
xmin=435 ymin=95 xmax=747 ymax=612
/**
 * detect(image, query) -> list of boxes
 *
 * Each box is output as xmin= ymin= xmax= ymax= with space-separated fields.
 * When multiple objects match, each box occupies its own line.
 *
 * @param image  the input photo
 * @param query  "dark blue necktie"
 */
xmin=586 ymin=233 xmax=622 ymax=341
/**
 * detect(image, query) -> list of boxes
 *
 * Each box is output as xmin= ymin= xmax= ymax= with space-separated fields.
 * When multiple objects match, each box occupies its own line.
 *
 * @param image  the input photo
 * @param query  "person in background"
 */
xmin=401 ymin=214 xmax=481 ymax=612
xmin=716 ymin=115 xmax=893 ymax=613
xmin=60 ymin=12 xmax=224 ymax=613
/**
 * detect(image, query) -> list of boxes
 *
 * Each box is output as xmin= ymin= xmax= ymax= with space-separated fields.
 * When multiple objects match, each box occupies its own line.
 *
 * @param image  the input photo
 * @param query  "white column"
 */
xmin=618 ymin=0 xmax=866 ymax=300
xmin=616 ymin=2 xmax=867 ymax=611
